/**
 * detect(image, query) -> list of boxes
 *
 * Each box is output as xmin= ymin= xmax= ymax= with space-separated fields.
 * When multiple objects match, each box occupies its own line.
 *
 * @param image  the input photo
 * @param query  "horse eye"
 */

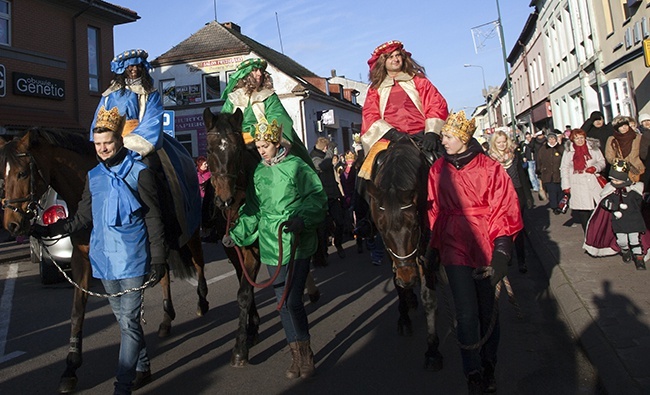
xmin=18 ymin=171 xmax=28 ymax=179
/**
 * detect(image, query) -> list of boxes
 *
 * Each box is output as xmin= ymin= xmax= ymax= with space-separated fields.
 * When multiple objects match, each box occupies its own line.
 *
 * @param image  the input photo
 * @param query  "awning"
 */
xmin=531 ymin=100 xmax=552 ymax=123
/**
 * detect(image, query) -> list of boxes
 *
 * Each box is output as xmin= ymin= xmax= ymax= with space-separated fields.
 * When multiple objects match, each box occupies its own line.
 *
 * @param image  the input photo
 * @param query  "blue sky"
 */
xmin=113 ymin=0 xmax=534 ymax=112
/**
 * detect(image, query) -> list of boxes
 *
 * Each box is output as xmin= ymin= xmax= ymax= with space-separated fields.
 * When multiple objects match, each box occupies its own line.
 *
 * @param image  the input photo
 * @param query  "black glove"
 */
xmin=283 ymin=217 xmax=304 ymax=234
xmin=421 ymin=132 xmax=441 ymax=152
xmin=30 ymin=224 xmax=51 ymax=239
xmin=383 ymin=128 xmax=405 ymax=143
xmin=490 ymin=251 xmax=510 ymax=287
xmin=148 ymin=261 xmax=167 ymax=287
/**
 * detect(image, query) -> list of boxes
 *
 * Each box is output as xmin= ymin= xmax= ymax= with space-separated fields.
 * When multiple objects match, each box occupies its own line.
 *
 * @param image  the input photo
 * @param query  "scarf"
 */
xmin=99 ymin=150 xmax=142 ymax=226
xmin=443 ymin=139 xmax=484 ymax=169
xmin=489 ymin=149 xmax=514 ymax=170
xmin=262 ymin=146 xmax=288 ymax=166
xmin=572 ymin=143 xmax=591 ymax=172
xmin=612 ymin=130 xmax=636 ymax=158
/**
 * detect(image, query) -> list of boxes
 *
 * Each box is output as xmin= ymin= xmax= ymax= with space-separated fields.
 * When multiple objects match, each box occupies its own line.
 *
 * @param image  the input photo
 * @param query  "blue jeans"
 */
xmin=267 ymin=258 xmax=311 ymax=343
xmin=102 ymin=276 xmax=150 ymax=395
xmin=526 ymin=160 xmax=540 ymax=191
xmin=544 ymin=182 xmax=563 ymax=209
xmin=444 ymin=265 xmax=499 ymax=376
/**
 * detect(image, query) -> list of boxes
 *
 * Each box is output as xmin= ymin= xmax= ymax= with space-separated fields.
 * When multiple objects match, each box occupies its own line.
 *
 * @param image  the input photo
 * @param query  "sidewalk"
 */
xmin=526 ymin=199 xmax=650 ymax=395
xmin=0 ymin=228 xmax=30 ymax=264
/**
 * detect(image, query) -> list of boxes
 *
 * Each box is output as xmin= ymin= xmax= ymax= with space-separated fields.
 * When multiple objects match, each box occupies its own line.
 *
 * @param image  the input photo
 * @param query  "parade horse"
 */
xmin=0 ymin=128 xmax=209 ymax=393
xmin=202 ymin=107 xmax=262 ymax=367
xmin=365 ymin=137 xmax=443 ymax=371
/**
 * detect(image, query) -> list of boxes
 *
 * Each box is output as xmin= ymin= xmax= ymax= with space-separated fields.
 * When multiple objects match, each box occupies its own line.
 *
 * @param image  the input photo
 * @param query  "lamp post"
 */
xmin=464 ymin=64 xmax=493 ymax=131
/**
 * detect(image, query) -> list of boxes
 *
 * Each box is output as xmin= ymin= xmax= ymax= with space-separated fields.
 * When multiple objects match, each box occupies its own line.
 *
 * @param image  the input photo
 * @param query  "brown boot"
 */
xmin=297 ymin=340 xmax=315 ymax=378
xmin=286 ymin=342 xmax=301 ymax=379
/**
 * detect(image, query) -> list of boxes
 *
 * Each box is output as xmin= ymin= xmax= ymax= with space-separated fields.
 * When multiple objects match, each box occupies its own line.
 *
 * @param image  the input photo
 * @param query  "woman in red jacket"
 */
xmin=427 ymin=111 xmax=523 ymax=394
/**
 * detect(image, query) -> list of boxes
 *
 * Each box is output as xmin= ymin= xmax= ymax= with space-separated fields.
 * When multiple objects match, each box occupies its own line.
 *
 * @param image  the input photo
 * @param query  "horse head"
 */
xmin=1 ymin=131 xmax=49 ymax=235
xmin=203 ymin=107 xmax=247 ymax=210
xmin=367 ymin=139 xmax=428 ymax=289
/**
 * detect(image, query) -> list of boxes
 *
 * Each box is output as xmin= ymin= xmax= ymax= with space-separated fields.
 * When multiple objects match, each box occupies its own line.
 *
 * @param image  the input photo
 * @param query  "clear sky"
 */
xmin=112 ymin=0 xmax=534 ymax=112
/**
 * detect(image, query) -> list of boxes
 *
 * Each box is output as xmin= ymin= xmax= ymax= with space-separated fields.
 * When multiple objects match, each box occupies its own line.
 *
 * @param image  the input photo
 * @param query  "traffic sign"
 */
xmin=163 ymin=110 xmax=175 ymax=137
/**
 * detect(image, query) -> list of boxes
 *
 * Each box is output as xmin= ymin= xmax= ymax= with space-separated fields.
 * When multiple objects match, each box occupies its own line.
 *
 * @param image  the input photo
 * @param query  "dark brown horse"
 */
xmin=366 ymin=138 xmax=443 ymax=371
xmin=0 ymin=128 xmax=209 ymax=393
xmin=202 ymin=108 xmax=262 ymax=367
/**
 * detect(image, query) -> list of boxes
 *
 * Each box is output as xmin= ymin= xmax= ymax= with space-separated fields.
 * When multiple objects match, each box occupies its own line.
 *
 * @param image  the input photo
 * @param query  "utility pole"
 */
xmin=496 ymin=0 xmax=518 ymax=139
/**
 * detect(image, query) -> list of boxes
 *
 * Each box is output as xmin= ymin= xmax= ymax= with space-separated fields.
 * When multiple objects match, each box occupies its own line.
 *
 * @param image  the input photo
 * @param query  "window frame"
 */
xmin=0 ymin=0 xmax=11 ymax=47
xmin=202 ymin=73 xmax=221 ymax=103
xmin=87 ymin=26 xmax=100 ymax=93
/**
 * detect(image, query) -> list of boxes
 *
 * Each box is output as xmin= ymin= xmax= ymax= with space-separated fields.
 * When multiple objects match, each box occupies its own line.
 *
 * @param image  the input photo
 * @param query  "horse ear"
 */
xmin=16 ymin=130 xmax=31 ymax=153
xmin=203 ymin=107 xmax=216 ymax=130
xmin=231 ymin=108 xmax=244 ymax=131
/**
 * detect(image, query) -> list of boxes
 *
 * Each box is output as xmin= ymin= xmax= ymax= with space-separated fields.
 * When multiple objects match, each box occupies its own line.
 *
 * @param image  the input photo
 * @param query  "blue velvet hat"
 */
xmin=110 ymin=49 xmax=153 ymax=75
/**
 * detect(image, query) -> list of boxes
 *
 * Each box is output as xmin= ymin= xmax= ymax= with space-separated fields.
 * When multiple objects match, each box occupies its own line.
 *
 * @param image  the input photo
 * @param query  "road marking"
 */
xmin=0 ymin=264 xmax=26 ymax=364
xmin=185 ymin=269 xmax=236 ymax=286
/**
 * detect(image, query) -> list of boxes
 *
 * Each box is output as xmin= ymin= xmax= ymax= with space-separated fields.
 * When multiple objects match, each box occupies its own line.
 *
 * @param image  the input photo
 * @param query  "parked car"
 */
xmin=30 ymin=187 xmax=73 ymax=284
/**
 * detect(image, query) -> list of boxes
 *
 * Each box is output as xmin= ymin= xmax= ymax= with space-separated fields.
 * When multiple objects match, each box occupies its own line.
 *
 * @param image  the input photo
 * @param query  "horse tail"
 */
xmin=166 ymin=244 xmax=197 ymax=279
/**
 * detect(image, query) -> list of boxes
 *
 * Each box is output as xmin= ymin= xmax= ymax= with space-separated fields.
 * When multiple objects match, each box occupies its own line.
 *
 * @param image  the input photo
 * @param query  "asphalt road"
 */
xmin=0 ymin=237 xmax=603 ymax=394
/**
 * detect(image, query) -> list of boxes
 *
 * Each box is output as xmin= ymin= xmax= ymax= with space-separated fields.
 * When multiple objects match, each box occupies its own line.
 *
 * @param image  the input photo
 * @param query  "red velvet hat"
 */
xmin=367 ymin=40 xmax=411 ymax=70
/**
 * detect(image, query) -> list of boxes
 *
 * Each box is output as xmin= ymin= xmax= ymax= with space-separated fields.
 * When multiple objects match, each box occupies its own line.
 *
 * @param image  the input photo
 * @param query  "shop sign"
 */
xmin=13 ymin=72 xmax=65 ymax=100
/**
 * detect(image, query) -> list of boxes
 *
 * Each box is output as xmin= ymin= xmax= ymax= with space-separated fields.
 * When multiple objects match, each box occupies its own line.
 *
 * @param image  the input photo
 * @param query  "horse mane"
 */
xmin=23 ymin=127 xmax=95 ymax=155
xmin=374 ymin=141 xmax=423 ymax=229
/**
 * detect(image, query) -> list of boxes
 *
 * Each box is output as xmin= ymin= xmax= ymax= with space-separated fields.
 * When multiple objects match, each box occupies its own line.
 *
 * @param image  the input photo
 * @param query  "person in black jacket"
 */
xmin=311 ymin=137 xmax=346 ymax=263
xmin=581 ymin=111 xmax=614 ymax=167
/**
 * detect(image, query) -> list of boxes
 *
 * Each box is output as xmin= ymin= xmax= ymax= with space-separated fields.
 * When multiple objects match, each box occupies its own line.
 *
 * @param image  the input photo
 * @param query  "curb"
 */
xmin=525 ymin=212 xmax=642 ymax=395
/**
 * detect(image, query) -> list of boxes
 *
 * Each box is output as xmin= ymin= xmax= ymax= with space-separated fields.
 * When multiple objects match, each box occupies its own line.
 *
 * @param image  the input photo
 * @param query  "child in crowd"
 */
xmin=584 ymin=160 xmax=647 ymax=270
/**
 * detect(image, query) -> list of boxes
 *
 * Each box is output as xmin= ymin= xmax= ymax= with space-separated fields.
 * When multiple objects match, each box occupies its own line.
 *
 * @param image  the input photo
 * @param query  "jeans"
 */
xmin=444 ymin=265 xmax=499 ymax=376
xmin=102 ymin=276 xmax=150 ymax=395
xmin=366 ymin=233 xmax=385 ymax=263
xmin=544 ymin=182 xmax=563 ymax=209
xmin=267 ymin=258 xmax=311 ymax=343
xmin=526 ymin=160 xmax=540 ymax=191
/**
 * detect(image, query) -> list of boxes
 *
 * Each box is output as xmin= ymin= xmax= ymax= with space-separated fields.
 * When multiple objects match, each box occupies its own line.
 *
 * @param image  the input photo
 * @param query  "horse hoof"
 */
xmin=230 ymin=352 xmax=249 ymax=368
xmin=58 ymin=375 xmax=78 ymax=394
xmin=196 ymin=300 xmax=209 ymax=316
xmin=158 ymin=322 xmax=171 ymax=338
xmin=424 ymin=352 xmax=444 ymax=372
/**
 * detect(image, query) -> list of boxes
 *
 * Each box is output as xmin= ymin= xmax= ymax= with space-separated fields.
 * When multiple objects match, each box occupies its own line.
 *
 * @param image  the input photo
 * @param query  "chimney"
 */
xmin=330 ymin=69 xmax=337 ymax=78
xmin=222 ymin=22 xmax=241 ymax=33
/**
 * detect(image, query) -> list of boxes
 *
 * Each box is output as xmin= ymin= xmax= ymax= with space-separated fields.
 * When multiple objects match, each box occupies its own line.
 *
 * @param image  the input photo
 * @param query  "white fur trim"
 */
xmin=123 ymin=133 xmax=155 ymax=157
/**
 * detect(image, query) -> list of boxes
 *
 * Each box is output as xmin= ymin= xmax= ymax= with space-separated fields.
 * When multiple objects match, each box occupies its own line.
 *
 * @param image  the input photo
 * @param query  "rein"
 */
xmin=226 ymin=209 xmax=299 ymax=311
xmin=1 ymin=152 xmax=42 ymax=220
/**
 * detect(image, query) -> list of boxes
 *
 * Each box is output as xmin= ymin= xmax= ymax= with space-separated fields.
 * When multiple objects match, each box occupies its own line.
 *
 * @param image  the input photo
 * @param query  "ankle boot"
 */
xmin=297 ymin=340 xmax=315 ymax=379
xmin=621 ymin=249 xmax=632 ymax=263
xmin=634 ymin=255 xmax=647 ymax=270
xmin=286 ymin=342 xmax=301 ymax=379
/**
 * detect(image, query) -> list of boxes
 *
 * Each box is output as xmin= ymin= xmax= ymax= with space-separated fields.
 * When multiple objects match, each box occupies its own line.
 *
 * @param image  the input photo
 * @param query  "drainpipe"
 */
xmin=72 ymin=0 xmax=95 ymax=128
xmin=298 ymin=90 xmax=311 ymax=148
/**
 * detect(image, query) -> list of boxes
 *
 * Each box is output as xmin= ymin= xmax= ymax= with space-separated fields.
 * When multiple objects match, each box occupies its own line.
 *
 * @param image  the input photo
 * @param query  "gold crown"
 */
xmin=344 ymin=151 xmax=356 ymax=161
xmin=612 ymin=159 xmax=630 ymax=173
xmin=94 ymin=106 xmax=125 ymax=133
xmin=254 ymin=119 xmax=282 ymax=143
xmin=441 ymin=111 xmax=476 ymax=143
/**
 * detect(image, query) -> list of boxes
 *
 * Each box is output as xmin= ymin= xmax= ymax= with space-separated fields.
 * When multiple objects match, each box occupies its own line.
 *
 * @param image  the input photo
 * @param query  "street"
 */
xmin=0 ymin=238 xmax=602 ymax=394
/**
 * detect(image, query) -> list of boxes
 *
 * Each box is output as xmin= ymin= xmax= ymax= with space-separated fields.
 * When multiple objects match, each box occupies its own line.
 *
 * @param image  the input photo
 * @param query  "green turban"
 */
xmin=221 ymin=58 xmax=268 ymax=100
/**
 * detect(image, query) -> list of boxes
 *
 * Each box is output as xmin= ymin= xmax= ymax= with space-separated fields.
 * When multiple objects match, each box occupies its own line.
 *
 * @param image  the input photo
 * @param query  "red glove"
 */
xmin=563 ymin=189 xmax=571 ymax=194
xmin=585 ymin=166 xmax=596 ymax=174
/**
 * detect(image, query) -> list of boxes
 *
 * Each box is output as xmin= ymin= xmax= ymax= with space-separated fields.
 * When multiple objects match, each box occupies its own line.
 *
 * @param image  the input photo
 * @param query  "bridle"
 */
xmin=206 ymin=130 xmax=245 ymax=208
xmin=1 ymin=152 xmax=42 ymax=221
xmin=378 ymin=202 xmax=422 ymax=271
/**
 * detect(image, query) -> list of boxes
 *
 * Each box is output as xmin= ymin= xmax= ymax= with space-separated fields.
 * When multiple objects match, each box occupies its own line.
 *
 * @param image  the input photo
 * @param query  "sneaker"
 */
xmin=132 ymin=370 xmax=152 ymax=390
xmin=621 ymin=249 xmax=632 ymax=263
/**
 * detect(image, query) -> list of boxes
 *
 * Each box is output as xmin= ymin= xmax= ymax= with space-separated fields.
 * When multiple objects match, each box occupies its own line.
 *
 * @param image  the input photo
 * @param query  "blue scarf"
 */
xmin=99 ymin=152 xmax=142 ymax=226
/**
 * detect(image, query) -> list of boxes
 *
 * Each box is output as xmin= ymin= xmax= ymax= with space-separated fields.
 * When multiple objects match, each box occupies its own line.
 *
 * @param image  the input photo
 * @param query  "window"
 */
xmin=203 ymin=73 xmax=221 ymax=102
xmin=87 ymin=27 xmax=100 ymax=92
xmin=160 ymin=79 xmax=176 ymax=107
xmin=0 ymin=0 xmax=10 ymax=46
xmin=602 ymin=0 xmax=614 ymax=36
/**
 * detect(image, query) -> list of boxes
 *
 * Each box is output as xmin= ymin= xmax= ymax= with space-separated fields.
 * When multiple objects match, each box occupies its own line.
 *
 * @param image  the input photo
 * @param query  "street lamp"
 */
xmin=464 ymin=64 xmax=493 ymax=130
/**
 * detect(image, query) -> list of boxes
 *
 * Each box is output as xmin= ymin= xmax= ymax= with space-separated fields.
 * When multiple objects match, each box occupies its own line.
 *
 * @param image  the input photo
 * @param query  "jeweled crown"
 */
xmin=441 ymin=111 xmax=476 ymax=143
xmin=345 ymin=151 xmax=356 ymax=161
xmin=254 ymin=119 xmax=282 ymax=143
xmin=94 ymin=106 xmax=125 ymax=133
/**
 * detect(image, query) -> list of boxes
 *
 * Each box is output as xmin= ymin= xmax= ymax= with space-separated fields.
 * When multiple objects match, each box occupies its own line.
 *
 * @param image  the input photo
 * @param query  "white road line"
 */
xmin=185 ymin=269 xmax=237 ymax=286
xmin=0 ymin=264 xmax=26 ymax=364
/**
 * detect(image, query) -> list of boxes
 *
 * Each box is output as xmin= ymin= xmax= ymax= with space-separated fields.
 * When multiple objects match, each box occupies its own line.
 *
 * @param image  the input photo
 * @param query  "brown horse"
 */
xmin=0 ymin=128 xmax=209 ymax=393
xmin=366 ymin=138 xmax=443 ymax=371
xmin=201 ymin=108 xmax=263 ymax=367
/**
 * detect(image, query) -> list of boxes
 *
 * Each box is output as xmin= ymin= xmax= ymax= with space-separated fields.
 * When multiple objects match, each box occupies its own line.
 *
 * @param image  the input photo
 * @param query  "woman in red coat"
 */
xmin=427 ymin=111 xmax=523 ymax=394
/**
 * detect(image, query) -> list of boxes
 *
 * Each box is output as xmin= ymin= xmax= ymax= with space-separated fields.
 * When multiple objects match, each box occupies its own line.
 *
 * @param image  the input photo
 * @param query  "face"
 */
xmin=125 ymin=64 xmax=142 ymax=79
xmin=643 ymin=120 xmax=650 ymax=129
xmin=593 ymin=119 xmax=604 ymax=128
xmin=573 ymin=134 xmax=586 ymax=146
xmin=384 ymin=50 xmax=404 ymax=75
xmin=250 ymin=68 xmax=263 ymax=88
xmin=547 ymin=135 xmax=557 ymax=145
xmin=441 ymin=131 xmax=467 ymax=155
xmin=494 ymin=135 xmax=507 ymax=152
xmin=617 ymin=123 xmax=630 ymax=134
xmin=525 ymin=134 xmax=532 ymax=142
xmin=94 ymin=131 xmax=123 ymax=161
xmin=199 ymin=161 xmax=208 ymax=171
xmin=255 ymin=140 xmax=279 ymax=161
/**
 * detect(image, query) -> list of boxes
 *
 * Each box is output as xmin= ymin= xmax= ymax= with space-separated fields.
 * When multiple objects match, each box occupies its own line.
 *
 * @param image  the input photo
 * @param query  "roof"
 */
xmin=44 ymin=0 xmax=139 ymax=25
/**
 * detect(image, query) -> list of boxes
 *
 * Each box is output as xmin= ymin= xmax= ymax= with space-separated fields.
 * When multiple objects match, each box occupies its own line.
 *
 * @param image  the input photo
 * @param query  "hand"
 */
xmin=222 ymin=234 xmax=235 ymax=248
xmin=29 ymin=224 xmax=51 ymax=239
xmin=585 ymin=166 xmax=597 ymax=174
xmin=147 ymin=262 xmax=167 ymax=287
xmin=490 ymin=251 xmax=510 ymax=287
xmin=421 ymin=132 xmax=441 ymax=152
xmin=283 ymin=217 xmax=304 ymax=234
xmin=563 ymin=189 xmax=571 ymax=195
xmin=383 ymin=128 xmax=405 ymax=143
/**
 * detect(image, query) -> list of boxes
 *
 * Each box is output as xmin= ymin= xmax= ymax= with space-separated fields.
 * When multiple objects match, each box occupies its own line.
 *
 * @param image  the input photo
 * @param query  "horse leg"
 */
xmin=157 ymin=271 xmax=175 ymax=338
xmin=187 ymin=229 xmax=209 ymax=316
xmin=394 ymin=277 xmax=414 ymax=337
xmin=58 ymin=247 xmax=90 ymax=394
xmin=420 ymin=284 xmax=443 ymax=371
